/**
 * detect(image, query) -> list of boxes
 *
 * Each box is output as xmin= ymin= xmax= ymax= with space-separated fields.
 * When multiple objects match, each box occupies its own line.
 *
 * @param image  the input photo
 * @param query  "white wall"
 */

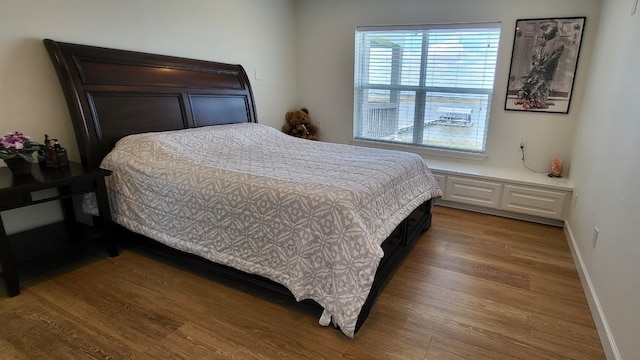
xmin=567 ymin=0 xmax=640 ymax=358
xmin=0 ymin=0 xmax=298 ymax=233
xmin=295 ymin=0 xmax=601 ymax=174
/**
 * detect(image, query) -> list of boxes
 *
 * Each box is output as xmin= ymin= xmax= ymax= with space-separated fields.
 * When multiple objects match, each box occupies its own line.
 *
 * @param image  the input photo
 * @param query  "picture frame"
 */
xmin=505 ymin=17 xmax=586 ymax=114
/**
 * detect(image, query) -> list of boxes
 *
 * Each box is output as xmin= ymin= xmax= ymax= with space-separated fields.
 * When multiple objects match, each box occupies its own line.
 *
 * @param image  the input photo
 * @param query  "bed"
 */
xmin=43 ymin=39 xmax=442 ymax=337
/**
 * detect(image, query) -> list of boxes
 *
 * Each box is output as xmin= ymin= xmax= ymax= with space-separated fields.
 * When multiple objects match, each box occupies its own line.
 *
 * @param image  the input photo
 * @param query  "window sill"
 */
xmin=350 ymin=139 xmax=489 ymax=161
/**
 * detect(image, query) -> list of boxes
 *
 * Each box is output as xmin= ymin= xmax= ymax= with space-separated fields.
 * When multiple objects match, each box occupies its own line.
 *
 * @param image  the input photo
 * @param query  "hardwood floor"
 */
xmin=0 ymin=206 xmax=605 ymax=359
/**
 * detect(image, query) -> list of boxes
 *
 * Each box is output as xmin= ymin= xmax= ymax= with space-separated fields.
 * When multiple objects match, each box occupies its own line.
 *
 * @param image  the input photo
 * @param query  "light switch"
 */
xmin=254 ymin=69 xmax=264 ymax=81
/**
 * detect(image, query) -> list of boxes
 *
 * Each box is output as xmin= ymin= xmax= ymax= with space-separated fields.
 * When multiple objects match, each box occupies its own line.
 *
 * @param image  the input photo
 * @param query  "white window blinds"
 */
xmin=354 ymin=23 xmax=501 ymax=153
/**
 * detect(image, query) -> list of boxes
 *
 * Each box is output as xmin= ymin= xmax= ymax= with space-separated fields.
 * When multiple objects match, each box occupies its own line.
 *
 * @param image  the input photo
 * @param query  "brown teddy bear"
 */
xmin=282 ymin=107 xmax=318 ymax=140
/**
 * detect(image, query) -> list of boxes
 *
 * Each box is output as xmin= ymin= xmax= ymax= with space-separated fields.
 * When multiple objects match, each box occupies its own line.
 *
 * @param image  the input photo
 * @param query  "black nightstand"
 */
xmin=0 ymin=161 xmax=118 ymax=296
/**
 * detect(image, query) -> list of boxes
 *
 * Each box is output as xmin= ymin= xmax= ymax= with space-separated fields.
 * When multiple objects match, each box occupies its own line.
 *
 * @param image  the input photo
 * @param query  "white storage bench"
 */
xmin=425 ymin=159 xmax=573 ymax=227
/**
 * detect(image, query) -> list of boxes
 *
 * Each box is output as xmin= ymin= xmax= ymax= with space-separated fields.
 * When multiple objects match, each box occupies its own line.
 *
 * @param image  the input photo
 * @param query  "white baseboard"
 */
xmin=563 ymin=221 xmax=620 ymax=360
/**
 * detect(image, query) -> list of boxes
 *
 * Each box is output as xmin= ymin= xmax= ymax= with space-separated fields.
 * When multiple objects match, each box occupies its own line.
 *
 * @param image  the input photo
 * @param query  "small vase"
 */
xmin=3 ymin=157 xmax=33 ymax=176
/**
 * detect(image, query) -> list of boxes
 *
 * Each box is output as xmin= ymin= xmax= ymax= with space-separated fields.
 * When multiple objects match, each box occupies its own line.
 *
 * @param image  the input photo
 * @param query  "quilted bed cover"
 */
xmin=96 ymin=123 xmax=441 ymax=337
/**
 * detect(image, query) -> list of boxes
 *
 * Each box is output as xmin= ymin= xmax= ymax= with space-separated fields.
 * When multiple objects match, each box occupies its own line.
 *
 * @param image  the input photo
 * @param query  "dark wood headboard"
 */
xmin=44 ymin=39 xmax=257 ymax=169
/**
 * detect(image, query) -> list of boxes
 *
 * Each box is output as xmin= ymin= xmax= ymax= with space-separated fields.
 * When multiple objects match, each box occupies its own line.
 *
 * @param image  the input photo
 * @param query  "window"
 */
xmin=354 ymin=23 xmax=501 ymax=154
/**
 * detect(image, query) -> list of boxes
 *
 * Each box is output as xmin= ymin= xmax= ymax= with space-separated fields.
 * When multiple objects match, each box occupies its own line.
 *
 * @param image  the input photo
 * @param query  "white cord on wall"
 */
xmin=520 ymin=145 xmax=546 ymax=174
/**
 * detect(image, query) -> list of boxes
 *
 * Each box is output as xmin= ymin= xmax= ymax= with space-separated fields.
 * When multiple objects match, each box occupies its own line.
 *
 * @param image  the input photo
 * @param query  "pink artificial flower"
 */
xmin=1 ymin=132 xmax=32 ymax=149
xmin=0 ymin=131 xmax=43 ymax=162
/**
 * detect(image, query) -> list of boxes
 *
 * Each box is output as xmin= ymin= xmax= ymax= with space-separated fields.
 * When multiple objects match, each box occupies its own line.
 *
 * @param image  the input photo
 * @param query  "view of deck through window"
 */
xmin=354 ymin=23 xmax=501 ymax=153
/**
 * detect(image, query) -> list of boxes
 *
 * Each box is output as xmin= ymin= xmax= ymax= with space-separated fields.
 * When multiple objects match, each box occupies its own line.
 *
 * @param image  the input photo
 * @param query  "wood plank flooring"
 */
xmin=0 ymin=206 xmax=605 ymax=359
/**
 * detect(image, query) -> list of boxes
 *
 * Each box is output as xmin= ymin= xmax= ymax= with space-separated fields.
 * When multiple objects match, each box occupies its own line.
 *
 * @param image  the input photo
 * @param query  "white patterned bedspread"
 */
xmin=93 ymin=123 xmax=441 ymax=337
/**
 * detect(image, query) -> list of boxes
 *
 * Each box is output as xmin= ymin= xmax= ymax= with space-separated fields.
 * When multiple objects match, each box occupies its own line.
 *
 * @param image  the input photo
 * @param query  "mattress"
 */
xmin=88 ymin=122 xmax=441 ymax=336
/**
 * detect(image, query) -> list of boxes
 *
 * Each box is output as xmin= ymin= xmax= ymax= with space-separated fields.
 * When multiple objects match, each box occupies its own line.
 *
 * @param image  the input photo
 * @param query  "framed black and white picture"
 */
xmin=505 ymin=17 xmax=586 ymax=113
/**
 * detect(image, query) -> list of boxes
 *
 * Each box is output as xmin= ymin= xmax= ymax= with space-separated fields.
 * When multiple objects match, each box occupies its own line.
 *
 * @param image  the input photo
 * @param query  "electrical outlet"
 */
xmin=592 ymin=227 xmax=599 ymax=248
xmin=573 ymin=192 xmax=579 ymax=208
